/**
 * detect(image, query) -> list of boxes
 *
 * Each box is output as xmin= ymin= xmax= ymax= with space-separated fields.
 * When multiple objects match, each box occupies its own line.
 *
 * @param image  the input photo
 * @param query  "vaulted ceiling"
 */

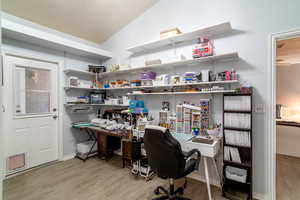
xmin=2 ymin=0 xmax=159 ymax=44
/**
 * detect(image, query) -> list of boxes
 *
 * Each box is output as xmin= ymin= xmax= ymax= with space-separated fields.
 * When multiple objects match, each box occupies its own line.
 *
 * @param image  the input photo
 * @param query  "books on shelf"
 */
xmin=225 ymin=130 xmax=251 ymax=147
xmin=224 ymin=146 xmax=241 ymax=163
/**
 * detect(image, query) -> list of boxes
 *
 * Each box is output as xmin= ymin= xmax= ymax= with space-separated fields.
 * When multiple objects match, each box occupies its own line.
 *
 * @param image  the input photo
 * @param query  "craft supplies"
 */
xmin=88 ymin=65 xmax=106 ymax=73
xmin=201 ymin=70 xmax=211 ymax=82
xmin=184 ymin=72 xmax=197 ymax=82
xmin=90 ymin=93 xmax=105 ymax=104
xmin=140 ymin=71 xmax=156 ymax=80
xmin=153 ymin=74 xmax=170 ymax=86
xmin=68 ymin=76 xmax=79 ymax=87
xmin=131 ymin=80 xmax=142 ymax=87
xmin=171 ymin=74 xmax=182 ymax=85
xmin=192 ymin=38 xmax=214 ymax=58
xmin=141 ymin=80 xmax=153 ymax=86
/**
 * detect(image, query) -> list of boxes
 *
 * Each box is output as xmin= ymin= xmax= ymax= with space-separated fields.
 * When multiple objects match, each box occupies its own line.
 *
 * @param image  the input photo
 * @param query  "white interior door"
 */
xmin=3 ymin=55 xmax=59 ymax=175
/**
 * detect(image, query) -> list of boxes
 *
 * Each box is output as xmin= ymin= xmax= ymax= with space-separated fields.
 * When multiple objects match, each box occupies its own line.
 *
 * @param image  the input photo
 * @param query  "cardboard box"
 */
xmin=160 ymin=28 xmax=182 ymax=39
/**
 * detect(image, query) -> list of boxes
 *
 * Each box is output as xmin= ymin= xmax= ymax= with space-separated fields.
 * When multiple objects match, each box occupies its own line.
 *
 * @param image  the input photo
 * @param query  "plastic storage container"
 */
xmin=225 ymin=166 xmax=247 ymax=183
xmin=77 ymin=141 xmax=97 ymax=155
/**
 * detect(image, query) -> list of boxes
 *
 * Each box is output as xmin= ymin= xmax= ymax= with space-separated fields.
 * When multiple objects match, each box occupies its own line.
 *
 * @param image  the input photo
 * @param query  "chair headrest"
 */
xmin=145 ymin=125 xmax=167 ymax=133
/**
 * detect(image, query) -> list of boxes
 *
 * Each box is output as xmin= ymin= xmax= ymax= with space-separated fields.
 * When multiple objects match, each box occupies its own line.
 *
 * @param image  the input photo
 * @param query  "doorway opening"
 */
xmin=271 ymin=32 xmax=300 ymax=200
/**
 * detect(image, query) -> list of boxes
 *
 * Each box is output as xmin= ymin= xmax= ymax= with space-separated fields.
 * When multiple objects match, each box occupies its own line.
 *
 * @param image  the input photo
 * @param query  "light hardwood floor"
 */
xmin=4 ymin=157 xmax=226 ymax=200
xmin=277 ymin=154 xmax=300 ymax=200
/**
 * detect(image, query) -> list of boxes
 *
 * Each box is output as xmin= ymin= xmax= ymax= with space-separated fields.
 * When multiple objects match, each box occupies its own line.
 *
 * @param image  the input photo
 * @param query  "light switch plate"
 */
xmin=254 ymin=104 xmax=265 ymax=113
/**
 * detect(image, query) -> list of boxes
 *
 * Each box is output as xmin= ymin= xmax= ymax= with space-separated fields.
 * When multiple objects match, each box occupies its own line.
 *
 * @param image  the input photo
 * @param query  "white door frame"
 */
xmin=0 ymin=53 xmax=4 ymax=200
xmin=268 ymin=29 xmax=300 ymax=200
xmin=1 ymin=48 xmax=64 ymax=163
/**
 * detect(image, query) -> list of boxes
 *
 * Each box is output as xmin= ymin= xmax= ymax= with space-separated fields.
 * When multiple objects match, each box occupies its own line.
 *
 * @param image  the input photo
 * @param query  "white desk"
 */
xmin=175 ymin=135 xmax=221 ymax=200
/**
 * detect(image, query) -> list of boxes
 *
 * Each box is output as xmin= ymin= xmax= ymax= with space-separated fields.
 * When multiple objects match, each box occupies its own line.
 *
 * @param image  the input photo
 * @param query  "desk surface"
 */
xmin=172 ymin=133 xmax=195 ymax=142
xmin=276 ymin=120 xmax=300 ymax=128
xmin=73 ymin=124 xmax=130 ymax=137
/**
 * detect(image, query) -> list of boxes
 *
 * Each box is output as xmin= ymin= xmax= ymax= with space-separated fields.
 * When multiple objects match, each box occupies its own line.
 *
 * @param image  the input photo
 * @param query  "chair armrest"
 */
xmin=184 ymin=149 xmax=201 ymax=160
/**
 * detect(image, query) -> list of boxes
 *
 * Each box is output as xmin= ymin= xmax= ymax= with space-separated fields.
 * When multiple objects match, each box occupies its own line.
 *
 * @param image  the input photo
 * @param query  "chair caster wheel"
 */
xmin=179 ymin=190 xmax=184 ymax=195
xmin=183 ymin=179 xmax=187 ymax=189
xmin=177 ymin=187 xmax=184 ymax=195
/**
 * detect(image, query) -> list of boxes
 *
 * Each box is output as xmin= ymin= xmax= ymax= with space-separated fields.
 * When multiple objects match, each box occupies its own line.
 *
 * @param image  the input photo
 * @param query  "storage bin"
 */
xmin=141 ymin=80 xmax=153 ymax=86
xmin=140 ymin=71 xmax=156 ymax=80
xmin=104 ymin=99 xmax=111 ymax=105
xmin=77 ymin=141 xmax=97 ymax=155
xmin=225 ymin=166 xmax=247 ymax=183
xmin=110 ymin=99 xmax=120 ymax=105
xmin=130 ymin=80 xmax=141 ymax=87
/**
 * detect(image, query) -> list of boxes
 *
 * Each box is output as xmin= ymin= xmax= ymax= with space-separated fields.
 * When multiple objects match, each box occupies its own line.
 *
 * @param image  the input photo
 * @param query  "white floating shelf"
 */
xmin=105 ymin=80 xmax=239 ymax=90
xmin=64 ymin=80 xmax=238 ymax=91
xmin=64 ymin=69 xmax=95 ymax=76
xmin=127 ymin=90 xmax=236 ymax=96
xmin=101 ymin=52 xmax=239 ymax=77
xmin=65 ymin=104 xmax=129 ymax=107
xmin=99 ymin=104 xmax=129 ymax=107
xmin=64 ymin=86 xmax=102 ymax=91
xmin=127 ymin=22 xmax=232 ymax=54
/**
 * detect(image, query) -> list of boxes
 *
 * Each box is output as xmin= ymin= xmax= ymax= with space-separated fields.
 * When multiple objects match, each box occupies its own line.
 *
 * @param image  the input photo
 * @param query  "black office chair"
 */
xmin=144 ymin=125 xmax=201 ymax=200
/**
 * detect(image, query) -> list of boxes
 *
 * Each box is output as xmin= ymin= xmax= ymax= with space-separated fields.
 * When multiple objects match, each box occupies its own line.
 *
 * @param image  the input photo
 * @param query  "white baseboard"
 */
xmin=253 ymin=192 xmax=266 ymax=200
xmin=62 ymin=153 xmax=76 ymax=161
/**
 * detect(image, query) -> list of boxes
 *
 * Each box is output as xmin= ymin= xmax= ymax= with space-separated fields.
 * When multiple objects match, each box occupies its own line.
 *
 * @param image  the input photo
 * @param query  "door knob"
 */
xmin=53 ymin=115 xmax=58 ymax=120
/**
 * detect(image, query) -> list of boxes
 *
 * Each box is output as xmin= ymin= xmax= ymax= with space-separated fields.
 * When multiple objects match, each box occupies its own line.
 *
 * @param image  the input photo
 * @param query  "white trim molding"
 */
xmin=268 ymin=29 xmax=300 ymax=200
xmin=253 ymin=192 xmax=267 ymax=200
xmin=62 ymin=153 xmax=76 ymax=161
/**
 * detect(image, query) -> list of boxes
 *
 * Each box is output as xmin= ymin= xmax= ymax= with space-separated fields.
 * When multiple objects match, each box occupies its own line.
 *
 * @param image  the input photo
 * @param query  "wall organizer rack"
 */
xmin=222 ymin=90 xmax=253 ymax=200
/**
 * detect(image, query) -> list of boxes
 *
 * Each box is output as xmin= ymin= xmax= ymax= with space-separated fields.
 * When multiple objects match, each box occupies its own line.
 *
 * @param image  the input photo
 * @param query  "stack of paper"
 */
xmin=224 ymin=146 xmax=242 ymax=163
xmin=224 ymin=96 xmax=251 ymax=111
xmin=224 ymin=113 xmax=251 ymax=129
xmin=224 ymin=146 xmax=231 ymax=161
xmin=225 ymin=130 xmax=251 ymax=147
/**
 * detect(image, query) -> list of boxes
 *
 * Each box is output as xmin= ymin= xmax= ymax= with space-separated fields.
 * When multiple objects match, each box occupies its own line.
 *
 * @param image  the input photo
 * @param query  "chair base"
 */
xmin=153 ymin=196 xmax=191 ymax=200
xmin=152 ymin=179 xmax=191 ymax=200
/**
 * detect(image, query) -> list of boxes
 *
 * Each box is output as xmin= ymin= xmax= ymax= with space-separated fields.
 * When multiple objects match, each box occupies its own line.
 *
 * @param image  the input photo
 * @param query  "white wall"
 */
xmin=277 ymin=125 xmax=300 ymax=157
xmin=100 ymin=0 xmax=300 ymax=197
xmin=2 ymin=38 xmax=101 ymax=157
xmin=276 ymin=64 xmax=300 ymax=157
xmin=277 ymin=64 xmax=300 ymax=121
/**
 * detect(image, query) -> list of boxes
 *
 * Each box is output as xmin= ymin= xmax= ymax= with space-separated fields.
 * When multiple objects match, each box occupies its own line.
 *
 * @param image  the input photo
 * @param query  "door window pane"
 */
xmin=15 ymin=66 xmax=51 ymax=115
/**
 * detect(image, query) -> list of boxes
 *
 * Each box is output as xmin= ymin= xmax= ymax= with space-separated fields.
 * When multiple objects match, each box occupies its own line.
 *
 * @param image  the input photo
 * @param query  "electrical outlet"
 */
xmin=254 ymin=104 xmax=265 ymax=113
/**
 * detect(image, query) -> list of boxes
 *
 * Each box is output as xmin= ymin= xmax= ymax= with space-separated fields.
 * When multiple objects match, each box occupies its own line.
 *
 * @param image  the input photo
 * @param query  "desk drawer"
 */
xmin=184 ymin=140 xmax=220 ymax=158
